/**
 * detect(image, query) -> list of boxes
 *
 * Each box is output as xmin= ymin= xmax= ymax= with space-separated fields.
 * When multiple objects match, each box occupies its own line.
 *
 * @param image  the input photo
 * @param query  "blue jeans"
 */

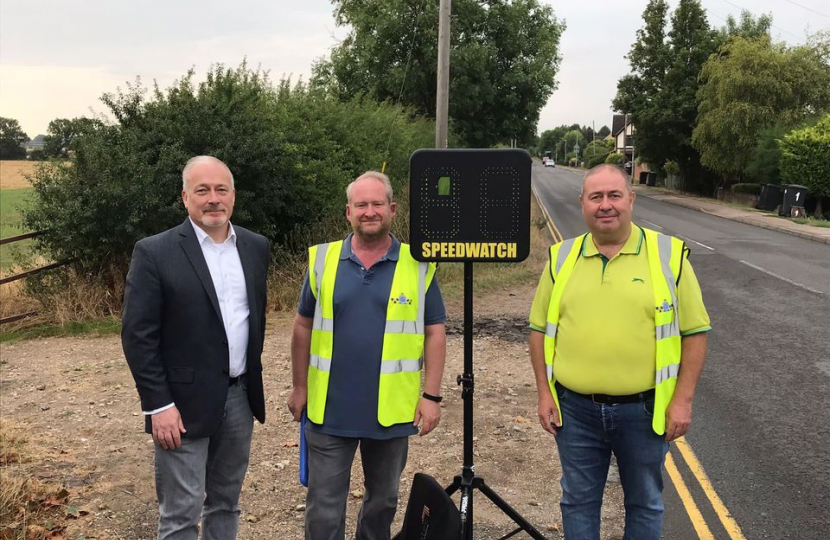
xmin=554 ymin=384 xmax=669 ymax=540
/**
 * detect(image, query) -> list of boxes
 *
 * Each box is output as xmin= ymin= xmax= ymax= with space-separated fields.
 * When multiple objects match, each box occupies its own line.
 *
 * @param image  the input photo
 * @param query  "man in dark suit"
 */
xmin=122 ymin=155 xmax=270 ymax=540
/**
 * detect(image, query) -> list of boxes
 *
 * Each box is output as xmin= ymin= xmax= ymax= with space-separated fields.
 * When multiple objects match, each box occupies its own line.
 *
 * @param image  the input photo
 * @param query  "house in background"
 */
xmin=611 ymin=114 xmax=649 ymax=182
xmin=23 ymin=134 xmax=45 ymax=156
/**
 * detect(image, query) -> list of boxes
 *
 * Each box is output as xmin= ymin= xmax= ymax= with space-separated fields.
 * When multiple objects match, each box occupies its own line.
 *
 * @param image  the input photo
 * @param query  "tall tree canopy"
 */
xmin=43 ymin=117 xmax=104 ymax=158
xmin=613 ymin=0 xmax=716 ymax=185
xmin=612 ymin=0 xmax=671 ymax=168
xmin=314 ymin=0 xmax=565 ymax=148
xmin=693 ymin=36 xmax=830 ymax=179
xmin=0 ymin=117 xmax=29 ymax=159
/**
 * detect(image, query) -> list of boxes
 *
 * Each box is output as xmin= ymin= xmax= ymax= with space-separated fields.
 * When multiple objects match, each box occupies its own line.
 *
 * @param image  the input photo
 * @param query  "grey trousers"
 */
xmin=154 ymin=380 xmax=254 ymax=540
xmin=304 ymin=429 xmax=409 ymax=540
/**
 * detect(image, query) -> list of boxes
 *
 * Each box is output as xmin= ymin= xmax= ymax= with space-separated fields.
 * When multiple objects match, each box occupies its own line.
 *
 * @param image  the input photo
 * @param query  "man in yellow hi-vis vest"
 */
xmin=288 ymin=171 xmax=447 ymax=540
xmin=528 ymin=164 xmax=710 ymax=540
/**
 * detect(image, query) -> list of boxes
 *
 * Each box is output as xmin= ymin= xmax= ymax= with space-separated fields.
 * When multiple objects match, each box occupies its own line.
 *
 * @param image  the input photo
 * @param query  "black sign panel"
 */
xmin=409 ymin=149 xmax=531 ymax=262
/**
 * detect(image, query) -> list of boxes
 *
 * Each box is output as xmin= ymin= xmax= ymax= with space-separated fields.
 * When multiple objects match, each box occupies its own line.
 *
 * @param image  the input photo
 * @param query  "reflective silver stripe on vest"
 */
xmin=417 ymin=261 xmax=429 ymax=331
xmin=656 ymin=322 xmax=680 ymax=340
xmin=318 ymin=317 xmax=334 ymax=332
xmin=656 ymin=234 xmax=680 ymax=340
xmin=386 ymin=320 xmax=420 ymax=334
xmin=312 ymin=243 xmax=331 ymax=332
xmin=555 ymin=238 xmax=577 ymax=276
xmin=310 ymin=354 xmax=332 ymax=373
xmin=546 ymin=323 xmax=557 ymax=339
xmin=379 ymin=358 xmax=424 ymax=374
xmin=546 ymin=364 xmax=553 ymax=381
xmin=655 ymin=363 xmax=679 ymax=385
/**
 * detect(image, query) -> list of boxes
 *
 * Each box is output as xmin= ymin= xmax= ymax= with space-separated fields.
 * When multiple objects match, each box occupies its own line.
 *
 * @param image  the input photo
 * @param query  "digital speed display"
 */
xmin=409 ymin=149 xmax=531 ymax=263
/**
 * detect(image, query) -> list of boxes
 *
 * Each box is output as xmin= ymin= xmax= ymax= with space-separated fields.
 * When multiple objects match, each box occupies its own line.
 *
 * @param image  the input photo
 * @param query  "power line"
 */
xmin=784 ymin=0 xmax=830 ymax=20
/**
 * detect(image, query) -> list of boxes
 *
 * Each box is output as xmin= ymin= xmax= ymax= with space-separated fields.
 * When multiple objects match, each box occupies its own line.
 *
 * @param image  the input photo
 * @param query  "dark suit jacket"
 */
xmin=121 ymin=219 xmax=270 ymax=439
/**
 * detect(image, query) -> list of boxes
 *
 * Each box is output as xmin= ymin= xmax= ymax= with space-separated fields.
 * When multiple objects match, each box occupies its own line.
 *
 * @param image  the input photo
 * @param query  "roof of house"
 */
xmin=611 ymin=114 xmax=627 ymax=137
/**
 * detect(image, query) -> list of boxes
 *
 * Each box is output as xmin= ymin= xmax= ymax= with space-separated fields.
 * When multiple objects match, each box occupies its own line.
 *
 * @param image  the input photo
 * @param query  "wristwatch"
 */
xmin=422 ymin=392 xmax=443 ymax=403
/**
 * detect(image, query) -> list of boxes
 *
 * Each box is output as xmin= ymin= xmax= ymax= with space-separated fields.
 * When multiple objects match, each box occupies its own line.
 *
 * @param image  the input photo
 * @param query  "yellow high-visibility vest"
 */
xmin=544 ymin=228 xmax=684 ymax=435
xmin=307 ymin=240 xmax=437 ymax=426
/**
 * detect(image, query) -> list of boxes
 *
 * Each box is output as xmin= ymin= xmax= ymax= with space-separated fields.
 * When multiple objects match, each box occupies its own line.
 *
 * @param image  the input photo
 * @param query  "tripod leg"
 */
xmin=459 ymin=483 xmax=474 ymax=540
xmin=477 ymin=480 xmax=549 ymax=540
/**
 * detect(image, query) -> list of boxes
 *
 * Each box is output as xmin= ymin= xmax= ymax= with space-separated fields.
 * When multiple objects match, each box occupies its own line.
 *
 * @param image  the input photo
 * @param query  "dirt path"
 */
xmin=1 ymin=285 xmax=626 ymax=539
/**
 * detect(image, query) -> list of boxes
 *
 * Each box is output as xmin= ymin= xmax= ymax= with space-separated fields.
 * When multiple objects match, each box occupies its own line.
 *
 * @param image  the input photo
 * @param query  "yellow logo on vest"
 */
xmin=391 ymin=293 xmax=413 ymax=305
xmin=421 ymin=242 xmax=517 ymax=259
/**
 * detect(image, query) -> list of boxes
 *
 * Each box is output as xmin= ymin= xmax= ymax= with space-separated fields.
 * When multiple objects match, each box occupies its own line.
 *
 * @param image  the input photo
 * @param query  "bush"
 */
xmin=21 ymin=63 xmax=437 ymax=311
xmin=605 ymin=152 xmax=624 ymax=165
xmin=731 ymin=183 xmax=762 ymax=194
xmin=585 ymin=153 xmax=608 ymax=168
xmin=664 ymin=160 xmax=680 ymax=176
xmin=779 ymin=114 xmax=830 ymax=217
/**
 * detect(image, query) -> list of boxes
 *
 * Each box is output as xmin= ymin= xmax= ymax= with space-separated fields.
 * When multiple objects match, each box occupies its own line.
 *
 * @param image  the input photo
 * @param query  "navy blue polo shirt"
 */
xmin=298 ymin=233 xmax=447 ymax=439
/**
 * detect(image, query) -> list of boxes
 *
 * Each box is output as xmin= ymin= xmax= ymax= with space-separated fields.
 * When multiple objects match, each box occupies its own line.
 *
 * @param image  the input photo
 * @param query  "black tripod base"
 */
xmin=446 ymin=474 xmax=549 ymax=540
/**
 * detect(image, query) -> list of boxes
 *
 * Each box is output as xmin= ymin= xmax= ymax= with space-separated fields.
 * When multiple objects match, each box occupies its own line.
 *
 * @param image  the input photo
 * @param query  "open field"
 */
xmin=0 ymin=188 xmax=34 ymax=271
xmin=0 ymin=160 xmax=37 ymax=190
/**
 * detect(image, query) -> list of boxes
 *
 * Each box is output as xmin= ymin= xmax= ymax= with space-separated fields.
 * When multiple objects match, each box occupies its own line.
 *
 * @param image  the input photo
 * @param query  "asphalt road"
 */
xmin=532 ymin=163 xmax=830 ymax=539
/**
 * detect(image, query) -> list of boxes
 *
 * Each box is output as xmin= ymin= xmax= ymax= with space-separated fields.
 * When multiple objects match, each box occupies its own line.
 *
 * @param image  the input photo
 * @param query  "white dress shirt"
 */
xmin=144 ymin=219 xmax=250 ymax=415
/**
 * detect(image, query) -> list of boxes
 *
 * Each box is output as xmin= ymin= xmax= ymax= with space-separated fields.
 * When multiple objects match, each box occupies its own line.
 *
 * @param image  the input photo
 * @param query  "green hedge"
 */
xmin=731 ymin=183 xmax=762 ymax=194
xmin=22 ymin=63 xmax=437 ymax=286
xmin=605 ymin=152 xmax=624 ymax=165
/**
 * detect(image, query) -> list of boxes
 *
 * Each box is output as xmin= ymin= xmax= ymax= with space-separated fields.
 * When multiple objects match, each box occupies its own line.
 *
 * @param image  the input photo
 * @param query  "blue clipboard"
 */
xmin=299 ymin=410 xmax=308 ymax=487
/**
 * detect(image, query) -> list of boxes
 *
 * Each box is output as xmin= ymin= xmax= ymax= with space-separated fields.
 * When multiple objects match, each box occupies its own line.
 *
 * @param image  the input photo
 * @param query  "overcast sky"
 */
xmin=1 ymin=0 xmax=827 ymax=139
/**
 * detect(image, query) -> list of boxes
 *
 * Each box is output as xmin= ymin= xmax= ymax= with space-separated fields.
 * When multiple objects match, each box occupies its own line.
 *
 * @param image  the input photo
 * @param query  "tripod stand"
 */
xmin=443 ymin=262 xmax=549 ymax=540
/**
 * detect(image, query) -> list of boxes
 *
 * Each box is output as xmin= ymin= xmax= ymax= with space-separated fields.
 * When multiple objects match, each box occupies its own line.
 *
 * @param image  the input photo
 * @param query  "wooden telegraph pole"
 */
xmin=436 ymin=0 xmax=451 ymax=149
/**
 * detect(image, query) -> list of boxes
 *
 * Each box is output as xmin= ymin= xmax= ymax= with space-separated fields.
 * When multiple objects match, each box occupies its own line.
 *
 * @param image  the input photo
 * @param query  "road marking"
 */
xmin=739 ymin=260 xmax=824 ymax=294
xmin=678 ymin=235 xmax=715 ymax=251
xmin=642 ymin=219 xmax=663 ymax=230
xmin=665 ymin=452 xmax=716 ymax=539
xmin=676 ymin=438 xmax=747 ymax=540
xmin=531 ymin=185 xmax=562 ymax=243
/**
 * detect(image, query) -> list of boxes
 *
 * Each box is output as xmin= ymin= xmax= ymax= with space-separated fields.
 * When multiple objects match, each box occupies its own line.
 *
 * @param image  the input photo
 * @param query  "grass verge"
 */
xmin=0 ymin=420 xmax=81 ymax=539
xmin=0 ymin=188 xmax=34 ymax=270
xmin=0 ymin=318 xmax=121 ymax=344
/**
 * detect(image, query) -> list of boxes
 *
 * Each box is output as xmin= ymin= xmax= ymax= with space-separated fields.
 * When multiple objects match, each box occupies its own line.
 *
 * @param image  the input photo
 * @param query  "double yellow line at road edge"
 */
xmin=531 ymin=185 xmax=563 ymax=243
xmin=670 ymin=437 xmax=747 ymax=539
xmin=531 ymin=179 xmax=746 ymax=539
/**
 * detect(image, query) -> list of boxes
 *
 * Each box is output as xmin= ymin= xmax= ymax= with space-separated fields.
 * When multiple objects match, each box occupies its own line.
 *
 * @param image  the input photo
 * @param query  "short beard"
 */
xmin=354 ymin=221 xmax=390 ymax=242
xmin=202 ymin=216 xmax=228 ymax=228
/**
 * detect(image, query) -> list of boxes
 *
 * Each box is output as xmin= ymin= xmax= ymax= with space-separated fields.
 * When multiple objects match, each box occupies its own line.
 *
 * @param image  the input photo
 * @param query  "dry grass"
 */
xmin=0 ymin=161 xmax=37 ymax=190
xmin=0 ymin=420 xmax=74 ymax=539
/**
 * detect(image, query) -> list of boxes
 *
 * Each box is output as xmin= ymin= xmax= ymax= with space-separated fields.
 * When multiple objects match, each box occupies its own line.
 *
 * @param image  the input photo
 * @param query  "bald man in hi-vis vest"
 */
xmin=529 ymin=164 xmax=711 ymax=540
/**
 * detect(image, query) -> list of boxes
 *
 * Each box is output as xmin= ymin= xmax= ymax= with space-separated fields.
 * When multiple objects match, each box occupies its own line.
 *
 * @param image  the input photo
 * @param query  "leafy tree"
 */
xmin=778 ymin=114 xmax=830 ymax=217
xmin=693 ymin=37 xmax=830 ymax=180
xmin=613 ymin=0 xmax=672 ymax=168
xmin=605 ymin=152 xmax=625 ymax=165
xmin=584 ymin=139 xmax=614 ymax=168
xmin=22 ymin=63 xmax=436 ymax=296
xmin=597 ymin=125 xmax=611 ymax=139
xmin=536 ymin=125 xmax=569 ymax=158
xmin=745 ymin=124 xmax=789 ymax=185
xmin=614 ymin=0 xmax=715 ymax=189
xmin=0 ymin=117 xmax=29 ymax=159
xmin=43 ymin=117 xmax=104 ymax=158
xmin=314 ymin=0 xmax=565 ymax=148
xmin=555 ymin=130 xmax=586 ymax=162
xmin=717 ymin=10 xmax=772 ymax=43
xmin=663 ymin=0 xmax=717 ymax=187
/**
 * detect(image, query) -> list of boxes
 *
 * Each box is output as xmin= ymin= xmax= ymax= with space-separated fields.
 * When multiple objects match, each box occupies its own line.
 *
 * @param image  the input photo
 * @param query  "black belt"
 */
xmin=555 ymin=381 xmax=653 ymax=405
xmin=229 ymin=374 xmax=246 ymax=386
